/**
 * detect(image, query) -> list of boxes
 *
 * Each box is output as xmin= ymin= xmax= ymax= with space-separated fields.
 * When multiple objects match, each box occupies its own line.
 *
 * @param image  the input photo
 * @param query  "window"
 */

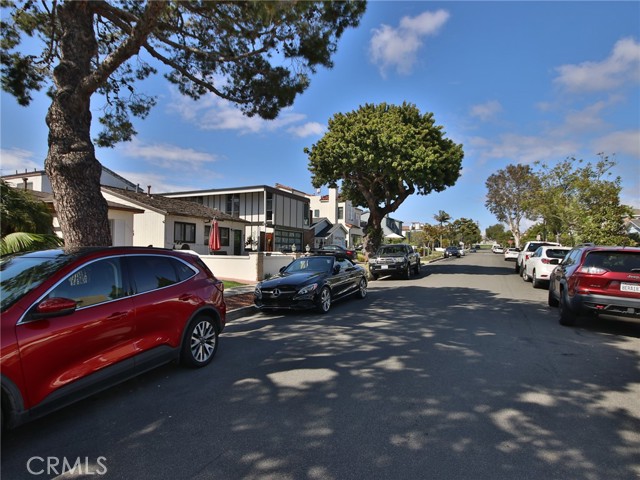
xmin=49 ymin=259 xmax=124 ymax=308
xmin=127 ymin=255 xmax=191 ymax=293
xmin=314 ymin=209 xmax=320 ymax=218
xmin=174 ymin=222 xmax=196 ymax=244
xmin=274 ymin=230 xmax=302 ymax=252
xmin=338 ymin=207 xmax=344 ymax=220
xmin=266 ymin=192 xmax=273 ymax=222
xmin=226 ymin=194 xmax=240 ymax=217
xmin=220 ymin=227 xmax=230 ymax=246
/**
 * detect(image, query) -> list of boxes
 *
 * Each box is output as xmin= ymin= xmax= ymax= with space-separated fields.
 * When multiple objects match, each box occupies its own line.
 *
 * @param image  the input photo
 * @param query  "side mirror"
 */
xmin=279 ymin=266 xmax=286 ymax=273
xmin=333 ymin=265 xmax=341 ymax=274
xmin=29 ymin=297 xmax=77 ymax=320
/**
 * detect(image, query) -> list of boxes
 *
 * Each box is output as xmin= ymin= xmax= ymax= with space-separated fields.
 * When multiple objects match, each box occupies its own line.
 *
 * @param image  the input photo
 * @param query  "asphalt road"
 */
xmin=2 ymin=251 xmax=639 ymax=479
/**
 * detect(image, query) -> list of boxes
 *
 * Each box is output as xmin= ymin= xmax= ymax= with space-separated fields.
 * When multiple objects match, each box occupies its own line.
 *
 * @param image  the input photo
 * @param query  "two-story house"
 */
xmin=303 ymin=186 xmax=364 ymax=248
xmin=163 ymin=185 xmax=310 ymax=253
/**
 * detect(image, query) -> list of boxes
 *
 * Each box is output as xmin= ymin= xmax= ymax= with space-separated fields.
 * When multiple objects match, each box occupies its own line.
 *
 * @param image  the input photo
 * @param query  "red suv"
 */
xmin=548 ymin=245 xmax=640 ymax=326
xmin=1 ymin=247 xmax=226 ymax=429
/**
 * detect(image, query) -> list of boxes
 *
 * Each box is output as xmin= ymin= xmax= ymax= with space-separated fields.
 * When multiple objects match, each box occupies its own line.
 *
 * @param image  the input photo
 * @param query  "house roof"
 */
xmin=19 ymin=187 xmax=145 ymax=214
xmin=103 ymin=187 xmax=248 ymax=222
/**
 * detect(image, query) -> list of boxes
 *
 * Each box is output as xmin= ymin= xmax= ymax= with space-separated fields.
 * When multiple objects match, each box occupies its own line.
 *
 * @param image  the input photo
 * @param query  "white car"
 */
xmin=492 ymin=245 xmax=504 ymax=254
xmin=522 ymin=246 xmax=571 ymax=287
xmin=503 ymin=248 xmax=519 ymax=261
xmin=515 ymin=241 xmax=561 ymax=274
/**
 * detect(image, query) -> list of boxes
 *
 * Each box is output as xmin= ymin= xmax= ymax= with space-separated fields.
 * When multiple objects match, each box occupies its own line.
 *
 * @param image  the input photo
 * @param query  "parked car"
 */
xmin=504 ymin=248 xmax=520 ymax=261
xmin=0 ymin=247 xmax=226 ymax=429
xmin=444 ymin=246 xmax=461 ymax=258
xmin=254 ymin=254 xmax=367 ymax=313
xmin=515 ymin=241 xmax=561 ymax=274
xmin=521 ymin=246 xmax=571 ymax=287
xmin=368 ymin=244 xmax=421 ymax=280
xmin=492 ymin=244 xmax=504 ymax=254
xmin=548 ymin=245 xmax=640 ymax=326
xmin=316 ymin=244 xmax=357 ymax=261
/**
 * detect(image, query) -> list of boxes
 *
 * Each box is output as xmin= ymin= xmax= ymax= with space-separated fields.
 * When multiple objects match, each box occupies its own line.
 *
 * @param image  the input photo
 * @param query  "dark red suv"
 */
xmin=548 ymin=245 xmax=640 ymax=326
xmin=1 ymin=247 xmax=226 ymax=429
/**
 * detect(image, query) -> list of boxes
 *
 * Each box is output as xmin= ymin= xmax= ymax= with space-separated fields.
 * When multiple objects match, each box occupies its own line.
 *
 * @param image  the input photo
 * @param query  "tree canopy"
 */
xmin=1 ymin=0 xmax=366 ymax=246
xmin=306 ymin=102 xmax=464 ymax=254
xmin=485 ymin=164 xmax=539 ymax=248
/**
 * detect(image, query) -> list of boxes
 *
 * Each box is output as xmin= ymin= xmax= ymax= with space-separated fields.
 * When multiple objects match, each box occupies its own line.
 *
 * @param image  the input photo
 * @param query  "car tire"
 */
xmin=558 ymin=291 xmax=577 ymax=326
xmin=515 ymin=262 xmax=520 ymax=274
xmin=548 ymin=288 xmax=559 ymax=307
xmin=404 ymin=264 xmax=411 ymax=280
xmin=522 ymin=267 xmax=530 ymax=282
xmin=180 ymin=315 xmax=219 ymax=368
xmin=413 ymin=262 xmax=420 ymax=275
xmin=371 ymin=273 xmax=378 ymax=281
xmin=357 ymin=278 xmax=368 ymax=299
xmin=532 ymin=271 xmax=542 ymax=289
xmin=316 ymin=286 xmax=332 ymax=313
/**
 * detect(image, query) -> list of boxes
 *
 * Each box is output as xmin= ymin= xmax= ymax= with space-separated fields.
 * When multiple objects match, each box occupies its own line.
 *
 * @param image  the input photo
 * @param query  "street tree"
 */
xmin=433 ymin=210 xmax=451 ymax=248
xmin=485 ymin=164 xmax=539 ymax=248
xmin=307 ymin=102 xmax=464 ymax=257
xmin=1 ymin=1 xmax=366 ymax=247
xmin=451 ymin=218 xmax=481 ymax=246
xmin=533 ymin=155 xmax=632 ymax=246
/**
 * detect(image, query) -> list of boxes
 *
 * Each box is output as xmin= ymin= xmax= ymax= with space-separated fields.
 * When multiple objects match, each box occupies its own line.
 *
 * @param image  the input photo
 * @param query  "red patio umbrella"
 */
xmin=209 ymin=219 xmax=221 ymax=252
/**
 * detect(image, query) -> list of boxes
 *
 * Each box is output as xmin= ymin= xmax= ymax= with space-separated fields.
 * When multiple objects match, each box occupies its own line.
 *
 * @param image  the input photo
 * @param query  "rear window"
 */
xmin=582 ymin=251 xmax=640 ymax=273
xmin=546 ymin=249 xmax=570 ymax=259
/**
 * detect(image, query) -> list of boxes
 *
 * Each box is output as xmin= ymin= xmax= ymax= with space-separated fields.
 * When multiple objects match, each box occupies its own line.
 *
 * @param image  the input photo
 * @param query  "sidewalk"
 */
xmin=225 ymin=284 xmax=257 ymax=320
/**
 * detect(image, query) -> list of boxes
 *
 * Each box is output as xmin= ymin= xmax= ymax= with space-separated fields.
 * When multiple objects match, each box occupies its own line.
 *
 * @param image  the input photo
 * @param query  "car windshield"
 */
xmin=377 ymin=246 xmax=404 ymax=255
xmin=284 ymin=257 xmax=333 ymax=273
xmin=1 ymin=254 xmax=72 ymax=311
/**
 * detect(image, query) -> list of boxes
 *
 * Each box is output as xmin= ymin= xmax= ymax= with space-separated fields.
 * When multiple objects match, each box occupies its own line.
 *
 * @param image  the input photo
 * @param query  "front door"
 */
xmin=234 ymin=230 xmax=242 ymax=255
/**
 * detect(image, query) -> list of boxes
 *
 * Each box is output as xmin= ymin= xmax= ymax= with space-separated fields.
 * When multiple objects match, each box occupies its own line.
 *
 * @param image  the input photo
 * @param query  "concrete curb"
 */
xmin=227 ymin=305 xmax=257 ymax=321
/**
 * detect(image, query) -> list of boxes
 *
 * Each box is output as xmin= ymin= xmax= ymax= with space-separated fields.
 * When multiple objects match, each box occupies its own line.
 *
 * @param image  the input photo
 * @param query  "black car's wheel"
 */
xmin=558 ymin=291 xmax=577 ymax=326
xmin=316 ymin=286 xmax=332 ymax=313
xmin=404 ymin=264 xmax=411 ymax=279
xmin=371 ymin=272 xmax=378 ymax=281
xmin=548 ymin=288 xmax=559 ymax=307
xmin=413 ymin=262 xmax=420 ymax=275
xmin=357 ymin=277 xmax=368 ymax=299
xmin=181 ymin=315 xmax=218 ymax=368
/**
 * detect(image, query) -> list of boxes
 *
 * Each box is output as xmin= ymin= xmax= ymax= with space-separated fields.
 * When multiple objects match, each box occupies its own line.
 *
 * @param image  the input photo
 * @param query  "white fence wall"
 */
xmin=200 ymin=252 xmax=296 ymax=283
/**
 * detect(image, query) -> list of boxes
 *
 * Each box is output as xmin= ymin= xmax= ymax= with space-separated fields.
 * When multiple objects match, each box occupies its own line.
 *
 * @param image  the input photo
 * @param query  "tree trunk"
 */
xmin=45 ymin=2 xmax=111 ymax=247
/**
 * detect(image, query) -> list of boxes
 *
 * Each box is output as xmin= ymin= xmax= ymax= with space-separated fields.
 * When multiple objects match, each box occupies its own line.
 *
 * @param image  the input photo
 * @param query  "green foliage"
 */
xmin=0 ymin=180 xmax=53 ymax=236
xmin=485 ymin=164 xmax=539 ymax=247
xmin=2 ymin=1 xmax=367 ymax=147
xmin=450 ymin=218 xmax=481 ymax=246
xmin=0 ymin=180 xmax=63 ymax=255
xmin=307 ymin=102 xmax=464 ymax=254
xmin=532 ymin=155 xmax=633 ymax=246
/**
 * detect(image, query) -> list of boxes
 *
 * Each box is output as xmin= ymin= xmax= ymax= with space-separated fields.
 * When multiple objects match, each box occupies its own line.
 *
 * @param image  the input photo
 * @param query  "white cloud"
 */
xmin=167 ymin=89 xmax=317 ymax=136
xmin=554 ymin=37 xmax=640 ymax=92
xmin=0 ymin=148 xmax=42 ymax=175
xmin=114 ymin=170 xmax=203 ymax=194
xmin=369 ymin=9 xmax=450 ymax=77
xmin=469 ymin=101 xmax=503 ymax=121
xmin=117 ymin=139 xmax=218 ymax=170
xmin=592 ymin=130 xmax=640 ymax=157
xmin=470 ymin=133 xmax=579 ymax=165
xmin=287 ymin=122 xmax=325 ymax=138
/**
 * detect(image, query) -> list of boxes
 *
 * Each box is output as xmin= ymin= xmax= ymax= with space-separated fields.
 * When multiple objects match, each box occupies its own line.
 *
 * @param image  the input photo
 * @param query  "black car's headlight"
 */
xmin=297 ymin=283 xmax=319 ymax=296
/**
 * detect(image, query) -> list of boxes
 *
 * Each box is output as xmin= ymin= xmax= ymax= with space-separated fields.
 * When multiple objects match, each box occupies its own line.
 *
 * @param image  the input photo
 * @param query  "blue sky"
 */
xmin=1 ymin=1 xmax=639 ymax=233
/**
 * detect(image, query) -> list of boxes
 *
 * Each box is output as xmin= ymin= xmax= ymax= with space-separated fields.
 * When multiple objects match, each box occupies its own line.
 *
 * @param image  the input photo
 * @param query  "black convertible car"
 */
xmin=254 ymin=254 xmax=367 ymax=313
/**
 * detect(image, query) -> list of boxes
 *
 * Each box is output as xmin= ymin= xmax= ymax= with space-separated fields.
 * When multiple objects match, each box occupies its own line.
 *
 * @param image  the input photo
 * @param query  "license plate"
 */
xmin=620 ymin=282 xmax=640 ymax=293
xmin=381 ymin=265 xmax=388 ymax=270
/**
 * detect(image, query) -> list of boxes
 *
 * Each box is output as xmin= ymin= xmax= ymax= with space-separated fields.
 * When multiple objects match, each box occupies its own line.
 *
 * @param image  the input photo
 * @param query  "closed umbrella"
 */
xmin=209 ymin=219 xmax=221 ymax=252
